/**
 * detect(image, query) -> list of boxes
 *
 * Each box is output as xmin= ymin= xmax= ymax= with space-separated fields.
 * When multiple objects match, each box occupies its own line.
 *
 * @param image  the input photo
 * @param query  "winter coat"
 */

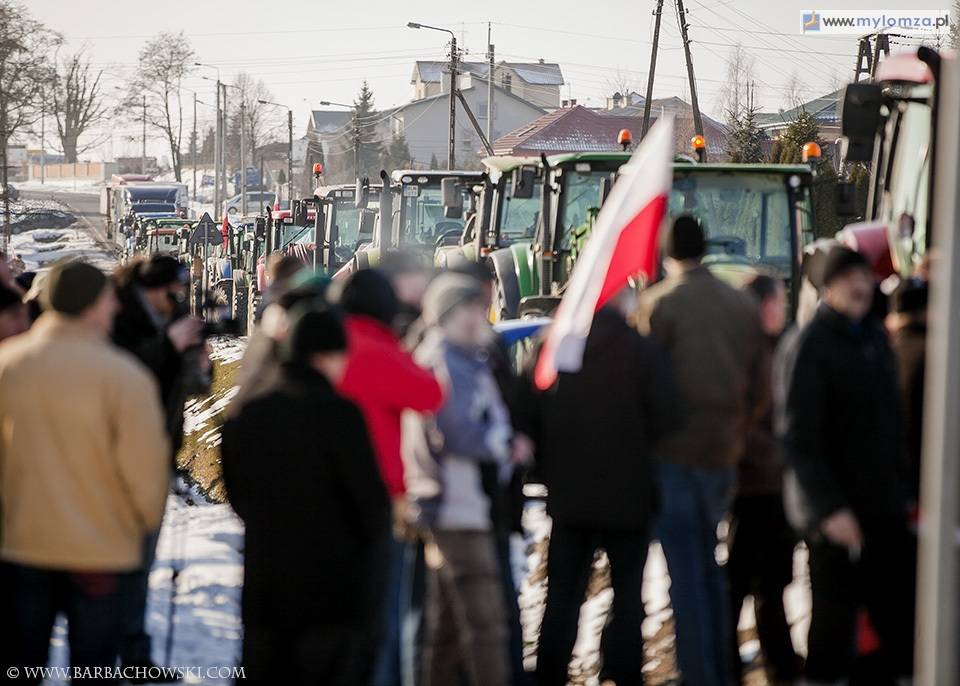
xmin=221 ymin=363 xmax=391 ymax=628
xmin=536 ymin=307 xmax=683 ymax=530
xmin=737 ymin=334 xmax=783 ymax=496
xmin=403 ymin=331 xmax=512 ymax=532
xmin=891 ymin=322 xmax=925 ymax=500
xmin=0 ymin=314 xmax=170 ymax=571
xmin=339 ymin=315 xmax=444 ymax=496
xmin=112 ymin=280 xmax=190 ymax=457
xmin=635 ymin=266 xmax=766 ymax=468
xmin=779 ymin=304 xmax=908 ymax=533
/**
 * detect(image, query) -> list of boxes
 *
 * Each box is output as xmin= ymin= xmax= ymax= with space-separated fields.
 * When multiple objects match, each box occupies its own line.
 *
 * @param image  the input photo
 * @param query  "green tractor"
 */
xmin=434 ymin=156 xmax=542 ymax=268
xmin=488 ymin=151 xmax=818 ymax=320
xmin=336 ymin=169 xmax=483 ymax=277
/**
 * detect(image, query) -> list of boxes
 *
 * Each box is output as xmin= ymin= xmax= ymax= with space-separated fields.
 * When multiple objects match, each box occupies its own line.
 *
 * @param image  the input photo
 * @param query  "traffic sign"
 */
xmin=190 ymin=212 xmax=222 ymax=247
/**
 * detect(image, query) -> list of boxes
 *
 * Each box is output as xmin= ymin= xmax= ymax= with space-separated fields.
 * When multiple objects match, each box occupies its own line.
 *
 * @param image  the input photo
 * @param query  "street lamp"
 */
xmin=408 ymin=21 xmax=458 ymax=169
xmin=259 ymin=100 xmax=294 ymax=209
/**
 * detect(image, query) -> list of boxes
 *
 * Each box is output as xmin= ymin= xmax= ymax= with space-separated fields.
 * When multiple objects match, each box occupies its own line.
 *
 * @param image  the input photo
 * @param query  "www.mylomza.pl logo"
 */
xmin=801 ymin=10 xmax=950 ymax=34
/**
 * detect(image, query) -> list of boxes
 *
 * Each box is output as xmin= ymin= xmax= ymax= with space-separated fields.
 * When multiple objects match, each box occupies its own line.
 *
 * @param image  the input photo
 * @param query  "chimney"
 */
xmin=538 ymin=57 xmax=545 ymax=64
xmin=570 ymin=98 xmax=577 ymax=107
xmin=562 ymin=99 xmax=569 ymax=108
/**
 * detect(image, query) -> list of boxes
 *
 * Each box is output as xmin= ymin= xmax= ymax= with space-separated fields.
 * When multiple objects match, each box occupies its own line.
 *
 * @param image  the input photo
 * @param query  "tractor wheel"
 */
xmin=248 ymin=285 xmax=262 ymax=334
xmin=233 ymin=283 xmax=249 ymax=336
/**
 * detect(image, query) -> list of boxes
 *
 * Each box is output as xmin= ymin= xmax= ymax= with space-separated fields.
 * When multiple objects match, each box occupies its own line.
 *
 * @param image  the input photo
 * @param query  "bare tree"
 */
xmin=51 ymin=49 xmax=106 ymax=163
xmin=121 ymin=31 xmax=195 ymax=181
xmin=229 ymin=72 xmax=278 ymax=164
xmin=605 ymin=67 xmax=640 ymax=101
xmin=718 ymin=43 xmax=756 ymax=125
xmin=782 ymin=70 xmax=808 ymax=112
xmin=951 ymin=0 xmax=960 ymax=50
xmin=0 ymin=1 xmax=60 ymax=242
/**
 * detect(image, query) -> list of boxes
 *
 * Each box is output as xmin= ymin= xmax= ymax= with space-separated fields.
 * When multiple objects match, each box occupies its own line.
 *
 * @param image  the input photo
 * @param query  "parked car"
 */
xmin=224 ymin=191 xmax=276 ymax=215
xmin=1 ymin=184 xmax=19 ymax=202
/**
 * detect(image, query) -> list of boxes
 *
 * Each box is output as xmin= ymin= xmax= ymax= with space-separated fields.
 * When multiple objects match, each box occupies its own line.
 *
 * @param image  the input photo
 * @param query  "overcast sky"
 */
xmin=22 ymin=0 xmax=950 ymax=161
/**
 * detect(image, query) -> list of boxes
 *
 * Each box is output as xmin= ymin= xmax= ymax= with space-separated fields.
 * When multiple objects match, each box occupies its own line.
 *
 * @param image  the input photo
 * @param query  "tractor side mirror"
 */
xmin=442 ymin=177 xmax=463 ymax=219
xmin=511 ymin=166 xmax=536 ymax=199
xmin=355 ymin=177 xmax=370 ymax=210
xmin=359 ymin=208 xmax=376 ymax=238
xmin=840 ymin=83 xmax=883 ymax=163
xmin=255 ymin=217 xmax=266 ymax=239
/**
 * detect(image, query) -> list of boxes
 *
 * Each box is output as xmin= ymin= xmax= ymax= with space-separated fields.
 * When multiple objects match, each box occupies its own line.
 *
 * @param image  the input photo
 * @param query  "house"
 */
xmin=493 ymin=103 xmax=728 ymax=158
xmin=411 ymin=60 xmax=564 ymax=109
xmin=757 ymin=89 xmax=842 ymax=165
xmin=386 ymin=73 xmax=546 ymax=168
xmin=600 ymin=95 xmax=730 ymax=157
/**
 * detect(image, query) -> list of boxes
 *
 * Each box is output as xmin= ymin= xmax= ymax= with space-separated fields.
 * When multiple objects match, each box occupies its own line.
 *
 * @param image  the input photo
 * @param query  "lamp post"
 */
xmin=408 ymin=22 xmax=458 ymax=169
xmin=221 ymin=81 xmax=245 ymax=215
xmin=195 ymin=63 xmax=222 ymax=214
xmin=259 ymin=100 xmax=293 ymax=208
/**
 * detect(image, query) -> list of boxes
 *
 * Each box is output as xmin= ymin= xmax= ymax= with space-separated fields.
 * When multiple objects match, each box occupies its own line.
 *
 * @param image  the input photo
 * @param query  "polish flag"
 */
xmin=534 ymin=115 xmax=674 ymax=390
xmin=221 ymin=214 xmax=230 ymax=250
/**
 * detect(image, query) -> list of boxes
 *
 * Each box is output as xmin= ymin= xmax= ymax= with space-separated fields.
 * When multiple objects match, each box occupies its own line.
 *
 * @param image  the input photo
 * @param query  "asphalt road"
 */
xmin=19 ymin=188 xmax=110 ymax=243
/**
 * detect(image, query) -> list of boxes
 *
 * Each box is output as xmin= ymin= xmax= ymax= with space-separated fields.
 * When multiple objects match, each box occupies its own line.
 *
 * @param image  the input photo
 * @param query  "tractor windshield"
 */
xmin=669 ymin=172 xmax=793 ymax=277
xmin=500 ymin=178 xmax=541 ymax=241
xmin=399 ymin=184 xmax=467 ymax=247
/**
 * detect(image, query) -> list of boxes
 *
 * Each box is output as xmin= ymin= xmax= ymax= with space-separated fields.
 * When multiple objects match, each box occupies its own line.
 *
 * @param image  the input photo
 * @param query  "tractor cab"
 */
xmin=314 ymin=182 xmax=381 ymax=274
xmin=839 ymin=49 xmax=939 ymax=277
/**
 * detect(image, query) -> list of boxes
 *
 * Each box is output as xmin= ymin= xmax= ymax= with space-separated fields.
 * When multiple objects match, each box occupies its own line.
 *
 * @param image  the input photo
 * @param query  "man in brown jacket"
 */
xmin=0 ymin=261 xmax=170 ymax=682
xmin=635 ymin=216 xmax=766 ymax=686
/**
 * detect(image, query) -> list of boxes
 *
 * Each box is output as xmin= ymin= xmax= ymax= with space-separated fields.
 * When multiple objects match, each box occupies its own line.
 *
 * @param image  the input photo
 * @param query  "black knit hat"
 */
xmin=664 ymin=214 xmax=705 ymax=261
xmin=891 ymin=278 xmax=928 ymax=314
xmin=280 ymin=305 xmax=347 ymax=363
xmin=42 ymin=261 xmax=109 ymax=316
xmin=339 ymin=269 xmax=398 ymax=327
xmin=822 ymin=246 xmax=871 ymax=286
xmin=136 ymin=255 xmax=188 ymax=288
xmin=0 ymin=284 xmax=22 ymax=312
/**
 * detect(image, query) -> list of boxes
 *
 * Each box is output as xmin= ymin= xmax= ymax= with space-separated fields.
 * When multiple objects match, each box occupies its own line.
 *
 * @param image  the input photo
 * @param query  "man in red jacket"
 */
xmin=337 ymin=268 xmax=443 ymax=686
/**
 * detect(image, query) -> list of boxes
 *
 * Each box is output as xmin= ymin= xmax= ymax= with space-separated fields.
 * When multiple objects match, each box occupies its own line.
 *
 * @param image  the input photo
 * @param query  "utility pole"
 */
xmin=213 ymin=81 xmax=221 ymax=215
xmin=39 ymin=91 xmax=45 ymax=184
xmin=642 ymin=0 xmax=664 ymax=137
xmin=448 ymin=34 xmax=458 ymax=169
xmin=486 ymin=23 xmax=494 ymax=145
xmin=870 ymin=33 xmax=890 ymax=79
xmin=286 ymin=109 xmax=293 ymax=207
xmin=240 ymin=98 xmax=247 ymax=215
xmin=192 ymin=92 xmax=197 ymax=201
xmin=141 ymin=94 xmax=147 ymax=175
xmin=675 ymin=0 xmax=704 ymax=137
xmin=220 ymin=84 xmax=228 ymax=210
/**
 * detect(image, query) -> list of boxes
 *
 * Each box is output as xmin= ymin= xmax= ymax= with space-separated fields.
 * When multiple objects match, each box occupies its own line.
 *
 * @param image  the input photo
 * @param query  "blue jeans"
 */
xmin=656 ymin=461 xmax=736 ymax=686
xmin=1 ymin=562 xmax=136 ymax=684
xmin=120 ymin=529 xmax=161 ymax=666
xmin=372 ymin=537 xmax=407 ymax=686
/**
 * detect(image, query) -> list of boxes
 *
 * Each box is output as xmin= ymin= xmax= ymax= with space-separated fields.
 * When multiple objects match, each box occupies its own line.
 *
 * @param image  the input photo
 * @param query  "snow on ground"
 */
xmin=10 ymin=227 xmax=116 ymax=272
xmin=13 ymin=179 xmax=104 ymax=196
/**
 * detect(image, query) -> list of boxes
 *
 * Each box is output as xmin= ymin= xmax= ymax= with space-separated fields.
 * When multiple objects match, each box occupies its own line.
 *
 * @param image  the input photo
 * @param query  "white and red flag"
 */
xmin=534 ymin=115 xmax=674 ymax=390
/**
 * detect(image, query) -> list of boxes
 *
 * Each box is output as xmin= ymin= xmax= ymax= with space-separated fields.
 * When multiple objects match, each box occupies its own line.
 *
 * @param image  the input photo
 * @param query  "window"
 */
xmin=462 ymin=138 xmax=473 ymax=150
xmin=478 ymin=103 xmax=488 ymax=119
xmin=501 ymin=73 xmax=512 ymax=92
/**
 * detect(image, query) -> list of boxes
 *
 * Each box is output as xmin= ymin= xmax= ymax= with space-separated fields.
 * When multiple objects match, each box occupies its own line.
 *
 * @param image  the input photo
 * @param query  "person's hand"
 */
xmin=511 ymin=433 xmax=535 ymax=465
xmin=167 ymin=317 xmax=203 ymax=352
xmin=391 ymin=495 xmax=416 ymax=542
xmin=821 ymin=508 xmax=863 ymax=551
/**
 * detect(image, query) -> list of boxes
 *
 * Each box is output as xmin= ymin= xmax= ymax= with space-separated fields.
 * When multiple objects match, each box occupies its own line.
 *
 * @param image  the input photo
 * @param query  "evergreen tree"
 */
xmin=200 ymin=126 xmax=216 ymax=165
xmin=429 ymin=153 xmax=439 ymax=170
xmin=351 ymin=81 xmax=383 ymax=179
xmin=725 ymin=86 xmax=766 ymax=163
xmin=381 ymin=133 xmax=412 ymax=172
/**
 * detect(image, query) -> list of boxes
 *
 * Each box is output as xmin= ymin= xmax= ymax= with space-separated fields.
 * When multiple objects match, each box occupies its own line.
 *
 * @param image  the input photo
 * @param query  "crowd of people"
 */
xmin=0 ymin=213 xmax=926 ymax=686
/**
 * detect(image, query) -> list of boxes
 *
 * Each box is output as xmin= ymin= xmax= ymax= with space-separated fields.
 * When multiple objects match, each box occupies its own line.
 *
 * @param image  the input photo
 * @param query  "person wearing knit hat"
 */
xmin=781 ymin=250 xmax=916 ymax=682
xmin=42 ymin=260 xmax=110 ymax=318
xmin=405 ymin=270 xmax=512 ymax=686
xmin=634 ymin=213 xmax=766 ymax=686
xmin=221 ymin=301 xmax=390 ymax=686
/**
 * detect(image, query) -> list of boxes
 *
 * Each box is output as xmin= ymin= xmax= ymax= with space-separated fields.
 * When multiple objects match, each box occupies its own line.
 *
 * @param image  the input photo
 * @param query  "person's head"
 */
xmin=746 ymin=274 xmax=787 ymax=336
xmin=267 ymin=254 xmax=303 ymax=288
xmin=662 ymin=214 xmax=705 ymax=277
xmin=135 ymin=255 xmax=189 ymax=319
xmin=821 ymin=246 xmax=874 ymax=322
xmin=339 ymin=269 xmax=399 ymax=328
xmin=280 ymin=305 xmax=348 ymax=384
xmin=0 ymin=285 xmax=28 ymax=341
xmin=888 ymin=277 xmax=928 ymax=332
xmin=381 ymin=251 xmax=432 ymax=311
xmin=422 ymin=272 xmax=489 ymax=348
xmin=449 ymin=261 xmax=495 ymax=309
xmin=42 ymin=260 xmax=117 ymax=334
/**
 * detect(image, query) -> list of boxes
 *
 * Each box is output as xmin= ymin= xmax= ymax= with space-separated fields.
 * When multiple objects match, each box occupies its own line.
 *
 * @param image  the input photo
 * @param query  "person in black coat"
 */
xmin=221 ymin=305 xmax=391 ymax=686
xmin=534 ymin=293 xmax=682 ymax=686
xmin=780 ymin=246 xmax=915 ymax=685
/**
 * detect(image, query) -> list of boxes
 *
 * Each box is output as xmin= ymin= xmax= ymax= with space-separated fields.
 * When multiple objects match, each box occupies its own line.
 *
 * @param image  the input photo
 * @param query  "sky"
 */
xmin=21 ymin=0 xmax=951 ymax=162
